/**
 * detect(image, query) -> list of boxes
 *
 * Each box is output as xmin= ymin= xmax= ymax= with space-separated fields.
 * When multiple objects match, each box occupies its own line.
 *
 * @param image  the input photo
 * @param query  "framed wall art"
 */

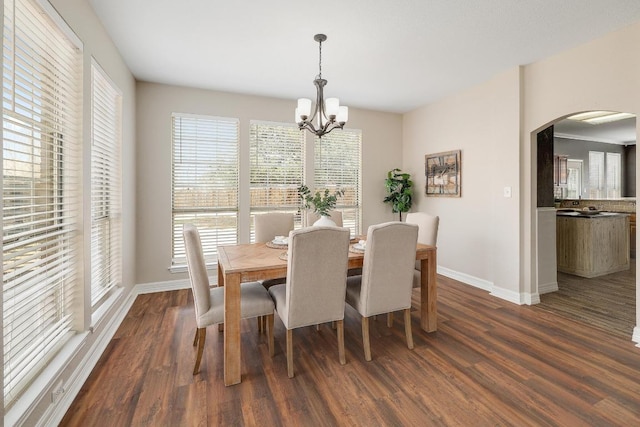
xmin=425 ymin=150 xmax=461 ymax=197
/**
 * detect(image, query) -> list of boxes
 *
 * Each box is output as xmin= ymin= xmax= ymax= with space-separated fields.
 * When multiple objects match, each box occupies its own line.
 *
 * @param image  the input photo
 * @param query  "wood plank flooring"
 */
xmin=60 ymin=276 xmax=640 ymax=426
xmin=539 ymin=264 xmax=636 ymax=339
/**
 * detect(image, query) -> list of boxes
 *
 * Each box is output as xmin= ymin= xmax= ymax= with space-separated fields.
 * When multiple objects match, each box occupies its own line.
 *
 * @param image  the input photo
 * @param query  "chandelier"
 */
xmin=295 ymin=34 xmax=348 ymax=138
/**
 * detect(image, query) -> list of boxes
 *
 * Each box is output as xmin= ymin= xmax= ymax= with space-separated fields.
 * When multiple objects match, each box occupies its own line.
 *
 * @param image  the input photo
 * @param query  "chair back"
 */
xmin=405 ymin=212 xmax=439 ymax=246
xmin=284 ymin=227 xmax=350 ymax=329
xmin=254 ymin=212 xmax=294 ymax=243
xmin=359 ymin=222 xmax=418 ymax=316
xmin=183 ymin=224 xmax=211 ymax=324
xmin=306 ymin=210 xmax=343 ymax=227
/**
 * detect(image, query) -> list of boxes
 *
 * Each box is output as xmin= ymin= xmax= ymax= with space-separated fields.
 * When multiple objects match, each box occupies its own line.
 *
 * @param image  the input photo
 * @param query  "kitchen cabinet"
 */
xmin=556 ymin=212 xmax=629 ymax=278
xmin=554 ymin=155 xmax=568 ymax=186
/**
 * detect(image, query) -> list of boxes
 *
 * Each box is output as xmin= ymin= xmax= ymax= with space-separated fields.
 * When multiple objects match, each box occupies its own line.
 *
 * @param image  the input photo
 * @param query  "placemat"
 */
xmin=349 ymin=244 xmax=365 ymax=254
xmin=266 ymin=241 xmax=288 ymax=249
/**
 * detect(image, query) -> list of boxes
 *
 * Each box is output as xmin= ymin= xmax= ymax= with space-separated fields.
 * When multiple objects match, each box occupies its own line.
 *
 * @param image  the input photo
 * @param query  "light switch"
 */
xmin=503 ymin=186 xmax=512 ymax=198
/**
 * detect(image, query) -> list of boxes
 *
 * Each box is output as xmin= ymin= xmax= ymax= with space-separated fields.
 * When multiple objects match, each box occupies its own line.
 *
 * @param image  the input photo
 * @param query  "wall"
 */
xmin=135 ymin=82 xmax=403 ymax=285
xmin=522 ymin=20 xmax=640 ymax=340
xmin=403 ymin=68 xmax=522 ymax=300
xmin=402 ymin=19 xmax=640 ymax=341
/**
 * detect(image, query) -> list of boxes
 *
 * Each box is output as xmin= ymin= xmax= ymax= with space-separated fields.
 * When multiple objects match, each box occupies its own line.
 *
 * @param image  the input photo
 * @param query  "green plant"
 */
xmin=298 ymin=185 xmax=345 ymax=217
xmin=383 ymin=168 xmax=413 ymax=221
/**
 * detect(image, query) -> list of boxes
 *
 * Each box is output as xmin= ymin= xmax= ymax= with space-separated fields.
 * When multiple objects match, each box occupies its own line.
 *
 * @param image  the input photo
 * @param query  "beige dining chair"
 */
xmin=345 ymin=222 xmax=418 ymax=361
xmin=306 ymin=210 xmax=343 ymax=227
xmin=183 ymin=224 xmax=275 ymax=375
xmin=254 ymin=212 xmax=295 ymax=243
xmin=405 ymin=212 xmax=439 ymax=288
xmin=268 ymin=226 xmax=350 ymax=378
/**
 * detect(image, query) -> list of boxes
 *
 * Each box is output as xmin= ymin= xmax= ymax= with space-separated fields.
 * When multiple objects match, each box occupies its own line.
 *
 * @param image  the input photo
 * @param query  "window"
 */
xmin=588 ymin=150 xmax=622 ymax=199
xmin=3 ymin=0 xmax=82 ymax=407
xmin=606 ymin=152 xmax=621 ymax=199
xmin=249 ymin=121 xmax=304 ymax=241
xmin=91 ymin=61 xmax=122 ymax=308
xmin=588 ymin=151 xmax=605 ymax=199
xmin=314 ymin=129 xmax=362 ymax=235
xmin=171 ymin=114 xmax=239 ymax=268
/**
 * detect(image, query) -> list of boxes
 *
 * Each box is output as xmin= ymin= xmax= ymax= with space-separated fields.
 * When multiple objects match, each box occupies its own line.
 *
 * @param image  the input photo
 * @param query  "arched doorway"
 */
xmin=534 ymin=111 xmax=637 ymax=339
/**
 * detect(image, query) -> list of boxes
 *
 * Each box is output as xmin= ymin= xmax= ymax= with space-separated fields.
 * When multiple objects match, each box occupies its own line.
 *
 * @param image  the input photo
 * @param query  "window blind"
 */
xmin=171 ymin=114 xmax=239 ymax=267
xmin=314 ymin=129 xmax=362 ymax=235
xmin=249 ymin=121 xmax=304 ymax=241
xmin=91 ymin=61 xmax=122 ymax=308
xmin=3 ymin=0 xmax=82 ymax=407
xmin=588 ymin=151 xmax=605 ymax=199
xmin=606 ymin=152 xmax=621 ymax=199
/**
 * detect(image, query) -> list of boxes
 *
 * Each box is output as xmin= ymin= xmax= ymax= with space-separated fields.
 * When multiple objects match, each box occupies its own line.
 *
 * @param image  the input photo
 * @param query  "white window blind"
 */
xmin=3 ymin=0 xmax=82 ymax=407
xmin=588 ymin=151 xmax=605 ymax=199
xmin=91 ymin=61 xmax=122 ymax=308
xmin=606 ymin=152 xmax=621 ymax=199
xmin=249 ymin=121 xmax=304 ymax=241
xmin=314 ymin=129 xmax=362 ymax=235
xmin=172 ymin=114 xmax=239 ymax=267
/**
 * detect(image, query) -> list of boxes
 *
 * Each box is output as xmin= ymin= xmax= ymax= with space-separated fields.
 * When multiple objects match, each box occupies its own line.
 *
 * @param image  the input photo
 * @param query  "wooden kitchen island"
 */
xmin=556 ymin=211 xmax=630 ymax=278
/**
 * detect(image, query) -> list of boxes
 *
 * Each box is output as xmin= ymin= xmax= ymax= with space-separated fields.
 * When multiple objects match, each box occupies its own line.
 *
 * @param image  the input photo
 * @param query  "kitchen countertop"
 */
xmin=556 ymin=210 xmax=628 ymax=218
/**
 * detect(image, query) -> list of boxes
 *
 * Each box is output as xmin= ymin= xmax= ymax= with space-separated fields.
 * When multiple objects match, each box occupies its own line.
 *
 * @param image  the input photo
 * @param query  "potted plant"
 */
xmin=298 ymin=185 xmax=345 ymax=226
xmin=383 ymin=168 xmax=413 ymax=221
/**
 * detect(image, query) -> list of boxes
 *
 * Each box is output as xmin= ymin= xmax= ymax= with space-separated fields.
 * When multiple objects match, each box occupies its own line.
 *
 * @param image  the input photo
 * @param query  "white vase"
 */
xmin=313 ymin=215 xmax=336 ymax=227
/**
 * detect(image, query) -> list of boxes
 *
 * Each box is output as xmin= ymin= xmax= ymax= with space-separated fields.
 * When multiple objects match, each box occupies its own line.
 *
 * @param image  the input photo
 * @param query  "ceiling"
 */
xmin=88 ymin=0 xmax=640 ymax=115
xmin=554 ymin=116 xmax=636 ymax=145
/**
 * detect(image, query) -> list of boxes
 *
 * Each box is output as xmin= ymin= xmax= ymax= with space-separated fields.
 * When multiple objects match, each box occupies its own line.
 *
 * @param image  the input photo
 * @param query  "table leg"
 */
xmin=419 ymin=251 xmax=438 ymax=332
xmin=223 ymin=271 xmax=242 ymax=386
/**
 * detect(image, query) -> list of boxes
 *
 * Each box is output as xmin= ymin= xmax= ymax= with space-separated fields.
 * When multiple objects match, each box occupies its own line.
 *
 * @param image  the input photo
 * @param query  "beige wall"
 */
xmin=402 ymin=20 xmax=640 ymax=337
xmin=403 ymin=68 xmax=522 ymax=300
xmin=135 ymin=82 xmax=402 ymax=284
xmin=522 ymin=21 xmax=640 ymax=335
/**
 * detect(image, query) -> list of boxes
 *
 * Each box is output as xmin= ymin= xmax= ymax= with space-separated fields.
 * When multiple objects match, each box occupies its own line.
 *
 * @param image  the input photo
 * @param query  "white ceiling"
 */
xmin=554 ymin=117 xmax=636 ymax=145
xmin=88 ymin=0 xmax=640 ymax=115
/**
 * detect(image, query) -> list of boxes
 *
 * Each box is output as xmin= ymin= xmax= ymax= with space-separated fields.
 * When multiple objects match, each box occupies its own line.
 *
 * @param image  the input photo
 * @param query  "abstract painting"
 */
xmin=425 ymin=150 xmax=461 ymax=197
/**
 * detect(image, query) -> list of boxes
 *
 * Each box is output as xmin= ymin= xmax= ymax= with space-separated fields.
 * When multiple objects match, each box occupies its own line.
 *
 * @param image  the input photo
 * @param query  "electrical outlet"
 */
xmin=503 ymin=186 xmax=512 ymax=198
xmin=51 ymin=381 xmax=64 ymax=404
xmin=572 ymin=201 xmax=580 ymax=205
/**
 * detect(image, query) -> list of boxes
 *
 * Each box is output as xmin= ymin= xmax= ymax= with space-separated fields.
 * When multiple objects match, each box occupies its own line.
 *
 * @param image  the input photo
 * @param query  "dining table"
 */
xmin=217 ymin=239 xmax=437 ymax=386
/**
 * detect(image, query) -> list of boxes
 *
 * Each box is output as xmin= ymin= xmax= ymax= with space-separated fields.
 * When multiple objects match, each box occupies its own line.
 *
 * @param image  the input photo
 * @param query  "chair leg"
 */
xmin=193 ymin=328 xmax=199 ymax=347
xmin=316 ymin=324 xmax=321 ymax=331
xmin=286 ymin=329 xmax=294 ymax=378
xmin=257 ymin=317 xmax=262 ymax=333
xmin=337 ymin=319 xmax=346 ymax=365
xmin=193 ymin=328 xmax=206 ymax=375
xmin=362 ymin=316 xmax=372 ymax=361
xmin=387 ymin=312 xmax=394 ymax=328
xmin=404 ymin=308 xmax=414 ymax=350
xmin=267 ymin=314 xmax=275 ymax=358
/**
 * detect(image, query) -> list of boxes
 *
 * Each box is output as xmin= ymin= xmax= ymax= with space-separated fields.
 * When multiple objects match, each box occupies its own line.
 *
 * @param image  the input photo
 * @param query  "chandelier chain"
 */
xmin=318 ymin=39 xmax=322 ymax=79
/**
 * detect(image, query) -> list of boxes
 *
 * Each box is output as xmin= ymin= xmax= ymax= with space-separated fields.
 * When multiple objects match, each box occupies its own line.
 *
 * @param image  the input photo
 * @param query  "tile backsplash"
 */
xmin=558 ymin=199 xmax=636 ymax=213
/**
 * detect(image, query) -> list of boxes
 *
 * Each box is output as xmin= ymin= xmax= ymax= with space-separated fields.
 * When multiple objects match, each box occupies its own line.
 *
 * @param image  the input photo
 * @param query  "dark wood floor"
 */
xmin=539 ymin=264 xmax=636 ymax=339
xmin=61 ymin=276 xmax=640 ymax=426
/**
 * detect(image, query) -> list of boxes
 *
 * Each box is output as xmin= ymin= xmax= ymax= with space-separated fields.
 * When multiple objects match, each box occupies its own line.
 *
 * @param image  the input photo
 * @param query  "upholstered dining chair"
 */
xmin=405 ymin=212 xmax=439 ymax=288
xmin=183 ymin=224 xmax=275 ymax=375
xmin=254 ymin=212 xmax=295 ymax=243
xmin=306 ymin=210 xmax=343 ymax=227
xmin=268 ymin=226 xmax=350 ymax=378
xmin=345 ymin=222 xmax=418 ymax=361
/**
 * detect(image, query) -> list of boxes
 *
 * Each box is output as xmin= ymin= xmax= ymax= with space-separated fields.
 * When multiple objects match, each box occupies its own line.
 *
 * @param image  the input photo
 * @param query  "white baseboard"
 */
xmin=135 ymin=278 xmax=191 ymax=294
xmin=437 ymin=266 xmax=493 ymax=291
xmin=539 ymin=281 xmax=559 ymax=294
xmin=633 ymin=326 xmax=640 ymax=346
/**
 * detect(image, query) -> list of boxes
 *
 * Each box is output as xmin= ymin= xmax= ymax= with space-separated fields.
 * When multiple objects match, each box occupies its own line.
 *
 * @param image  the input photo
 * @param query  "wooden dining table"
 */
xmin=217 ymin=240 xmax=437 ymax=386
